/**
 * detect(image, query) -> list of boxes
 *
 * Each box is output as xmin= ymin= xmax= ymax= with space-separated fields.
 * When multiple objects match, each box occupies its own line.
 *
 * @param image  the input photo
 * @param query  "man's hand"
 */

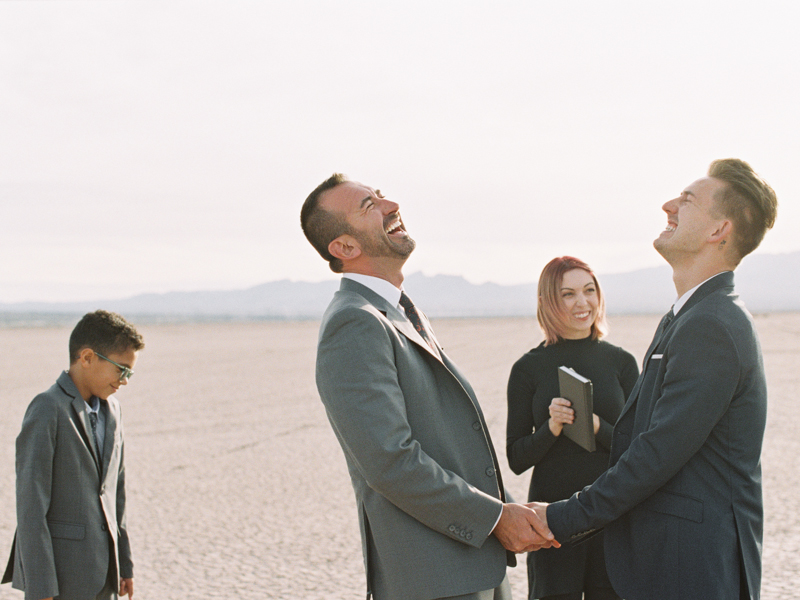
xmin=120 ymin=578 xmax=134 ymax=598
xmin=527 ymin=501 xmax=549 ymax=530
xmin=492 ymin=503 xmax=561 ymax=553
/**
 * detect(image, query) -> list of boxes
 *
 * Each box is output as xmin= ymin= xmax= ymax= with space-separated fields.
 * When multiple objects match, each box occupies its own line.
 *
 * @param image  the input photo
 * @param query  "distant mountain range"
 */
xmin=1 ymin=251 xmax=798 ymax=325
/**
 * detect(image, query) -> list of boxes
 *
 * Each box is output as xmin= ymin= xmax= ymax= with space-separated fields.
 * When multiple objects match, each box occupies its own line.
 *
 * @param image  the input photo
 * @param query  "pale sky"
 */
xmin=1 ymin=0 xmax=798 ymax=303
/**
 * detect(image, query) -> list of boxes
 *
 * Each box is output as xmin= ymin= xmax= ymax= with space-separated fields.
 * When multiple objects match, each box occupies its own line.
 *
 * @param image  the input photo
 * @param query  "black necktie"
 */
xmin=399 ymin=292 xmax=438 ymax=352
xmin=651 ymin=307 xmax=675 ymax=350
xmin=661 ymin=307 xmax=675 ymax=331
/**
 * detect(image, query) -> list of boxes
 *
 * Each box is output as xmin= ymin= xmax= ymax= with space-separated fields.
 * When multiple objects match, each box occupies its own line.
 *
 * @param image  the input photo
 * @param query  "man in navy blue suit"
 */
xmin=535 ymin=159 xmax=777 ymax=600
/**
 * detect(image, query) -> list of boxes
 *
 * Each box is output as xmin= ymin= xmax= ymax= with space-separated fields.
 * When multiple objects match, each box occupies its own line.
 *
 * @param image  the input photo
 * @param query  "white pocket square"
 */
xmin=650 ymin=354 xmax=663 ymax=360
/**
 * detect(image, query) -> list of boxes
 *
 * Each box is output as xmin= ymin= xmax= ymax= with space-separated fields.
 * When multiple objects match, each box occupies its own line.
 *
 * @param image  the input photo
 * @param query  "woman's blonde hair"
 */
xmin=537 ymin=256 xmax=608 ymax=346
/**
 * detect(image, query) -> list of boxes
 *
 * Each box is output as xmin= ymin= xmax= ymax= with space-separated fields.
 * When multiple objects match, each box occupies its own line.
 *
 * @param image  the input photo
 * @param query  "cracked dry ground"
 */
xmin=1 ymin=314 xmax=798 ymax=599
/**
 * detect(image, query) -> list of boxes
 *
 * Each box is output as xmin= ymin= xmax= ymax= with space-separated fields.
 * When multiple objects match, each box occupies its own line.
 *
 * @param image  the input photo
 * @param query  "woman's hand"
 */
xmin=548 ymin=397 xmax=574 ymax=436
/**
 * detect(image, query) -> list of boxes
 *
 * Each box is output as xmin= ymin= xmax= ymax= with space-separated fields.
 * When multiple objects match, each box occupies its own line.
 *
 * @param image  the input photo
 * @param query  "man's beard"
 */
xmin=355 ymin=229 xmax=416 ymax=260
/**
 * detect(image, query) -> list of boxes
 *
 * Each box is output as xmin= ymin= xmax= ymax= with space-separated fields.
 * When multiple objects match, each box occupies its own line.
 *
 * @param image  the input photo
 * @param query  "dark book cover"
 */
xmin=558 ymin=366 xmax=596 ymax=452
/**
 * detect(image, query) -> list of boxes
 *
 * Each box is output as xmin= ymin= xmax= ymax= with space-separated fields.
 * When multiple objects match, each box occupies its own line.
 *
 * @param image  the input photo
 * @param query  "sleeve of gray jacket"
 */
xmin=15 ymin=395 xmax=61 ymax=600
xmin=115 ymin=418 xmax=134 ymax=579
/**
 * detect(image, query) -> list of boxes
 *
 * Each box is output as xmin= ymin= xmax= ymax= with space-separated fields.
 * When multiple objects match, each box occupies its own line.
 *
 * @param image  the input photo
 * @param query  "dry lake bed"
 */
xmin=1 ymin=313 xmax=798 ymax=599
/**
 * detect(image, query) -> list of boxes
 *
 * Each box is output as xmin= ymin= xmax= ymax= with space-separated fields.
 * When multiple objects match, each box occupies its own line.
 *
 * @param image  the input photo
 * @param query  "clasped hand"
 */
xmin=493 ymin=502 xmax=559 ymax=553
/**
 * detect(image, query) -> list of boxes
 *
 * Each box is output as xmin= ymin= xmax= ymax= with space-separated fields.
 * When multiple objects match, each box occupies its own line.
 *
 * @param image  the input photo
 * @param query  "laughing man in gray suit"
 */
xmin=533 ymin=159 xmax=778 ymax=600
xmin=301 ymin=174 xmax=557 ymax=600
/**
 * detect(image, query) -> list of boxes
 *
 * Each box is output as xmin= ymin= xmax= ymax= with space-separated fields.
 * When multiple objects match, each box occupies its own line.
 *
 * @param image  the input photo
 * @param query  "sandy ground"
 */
xmin=0 ymin=313 xmax=798 ymax=599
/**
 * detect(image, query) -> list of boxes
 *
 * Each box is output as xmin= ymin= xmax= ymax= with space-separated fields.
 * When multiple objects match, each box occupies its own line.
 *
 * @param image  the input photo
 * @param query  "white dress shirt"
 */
xmin=672 ymin=271 xmax=730 ymax=316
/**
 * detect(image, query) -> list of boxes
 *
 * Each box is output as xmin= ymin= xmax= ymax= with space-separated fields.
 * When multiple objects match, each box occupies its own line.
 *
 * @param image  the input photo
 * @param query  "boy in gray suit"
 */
xmin=3 ymin=310 xmax=144 ymax=600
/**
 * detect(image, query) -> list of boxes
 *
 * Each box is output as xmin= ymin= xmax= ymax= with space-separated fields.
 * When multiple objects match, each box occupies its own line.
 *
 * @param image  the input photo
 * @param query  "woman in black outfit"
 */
xmin=506 ymin=256 xmax=639 ymax=600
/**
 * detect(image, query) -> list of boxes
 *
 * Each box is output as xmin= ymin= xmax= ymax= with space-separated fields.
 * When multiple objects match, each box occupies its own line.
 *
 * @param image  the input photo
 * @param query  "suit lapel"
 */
xmin=641 ymin=311 xmax=673 ymax=365
xmin=617 ymin=271 xmax=736 ymax=421
xmin=71 ymin=395 xmax=102 ymax=472
xmin=337 ymin=278 xmax=505 ymax=500
xmin=615 ymin=311 xmax=672 ymax=421
xmin=100 ymin=399 xmax=117 ymax=479
xmin=387 ymin=309 xmax=443 ymax=361
xmin=340 ymin=278 xmax=444 ymax=363
xmin=57 ymin=372 xmax=103 ymax=473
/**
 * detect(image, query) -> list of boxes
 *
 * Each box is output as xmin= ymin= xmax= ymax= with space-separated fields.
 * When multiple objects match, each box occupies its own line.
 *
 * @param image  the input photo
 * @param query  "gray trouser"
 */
xmin=437 ymin=574 xmax=512 ymax=600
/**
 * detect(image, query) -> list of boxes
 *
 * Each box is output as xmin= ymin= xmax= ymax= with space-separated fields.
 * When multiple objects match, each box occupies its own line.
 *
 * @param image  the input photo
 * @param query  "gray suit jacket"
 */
xmin=548 ymin=272 xmax=766 ymax=600
xmin=3 ymin=371 xmax=133 ymax=600
xmin=316 ymin=278 xmax=510 ymax=600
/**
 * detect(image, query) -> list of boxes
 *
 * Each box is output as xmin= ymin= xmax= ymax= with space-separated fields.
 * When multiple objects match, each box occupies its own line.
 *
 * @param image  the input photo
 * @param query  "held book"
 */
xmin=557 ymin=366 xmax=596 ymax=452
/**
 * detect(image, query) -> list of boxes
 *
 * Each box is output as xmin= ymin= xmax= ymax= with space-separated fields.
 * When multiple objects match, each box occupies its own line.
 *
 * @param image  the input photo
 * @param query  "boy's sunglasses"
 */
xmin=95 ymin=352 xmax=134 ymax=381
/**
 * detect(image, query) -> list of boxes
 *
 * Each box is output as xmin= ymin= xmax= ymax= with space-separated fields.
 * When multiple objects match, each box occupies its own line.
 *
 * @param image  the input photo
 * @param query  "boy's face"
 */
xmin=81 ymin=347 xmax=139 ymax=400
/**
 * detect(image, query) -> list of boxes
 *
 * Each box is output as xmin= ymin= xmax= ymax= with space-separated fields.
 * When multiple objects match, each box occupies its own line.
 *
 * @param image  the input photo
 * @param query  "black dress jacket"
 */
xmin=548 ymin=272 xmax=766 ymax=600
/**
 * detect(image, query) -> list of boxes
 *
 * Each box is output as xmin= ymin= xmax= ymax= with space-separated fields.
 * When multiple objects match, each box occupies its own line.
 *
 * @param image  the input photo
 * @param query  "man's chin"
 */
xmin=653 ymin=239 xmax=683 ymax=267
xmin=395 ymin=237 xmax=416 ymax=257
xmin=382 ymin=240 xmax=415 ymax=260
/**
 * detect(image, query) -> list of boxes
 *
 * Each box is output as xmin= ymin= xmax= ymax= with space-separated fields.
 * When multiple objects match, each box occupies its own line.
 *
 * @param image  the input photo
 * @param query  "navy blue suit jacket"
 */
xmin=548 ymin=272 xmax=766 ymax=600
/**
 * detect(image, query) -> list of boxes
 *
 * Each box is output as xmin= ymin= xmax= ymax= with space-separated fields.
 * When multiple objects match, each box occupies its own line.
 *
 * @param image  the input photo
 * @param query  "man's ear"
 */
xmin=708 ymin=219 xmax=732 ymax=243
xmin=328 ymin=235 xmax=362 ymax=262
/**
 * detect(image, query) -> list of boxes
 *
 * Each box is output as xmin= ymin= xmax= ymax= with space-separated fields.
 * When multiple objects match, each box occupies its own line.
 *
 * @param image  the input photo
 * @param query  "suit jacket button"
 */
xmin=448 ymin=525 xmax=456 ymax=533
xmin=101 ymin=523 xmax=107 ymax=531
xmin=472 ymin=421 xmax=481 ymax=431
xmin=100 ymin=485 xmax=106 ymax=494
xmin=485 ymin=467 xmax=495 ymax=477
xmin=466 ymin=533 xmax=473 ymax=541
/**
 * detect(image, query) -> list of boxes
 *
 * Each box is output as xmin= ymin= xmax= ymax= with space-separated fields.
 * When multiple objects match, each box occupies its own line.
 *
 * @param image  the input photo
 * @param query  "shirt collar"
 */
xmin=85 ymin=396 xmax=100 ymax=413
xmin=343 ymin=273 xmax=403 ymax=308
xmin=672 ymin=271 xmax=730 ymax=315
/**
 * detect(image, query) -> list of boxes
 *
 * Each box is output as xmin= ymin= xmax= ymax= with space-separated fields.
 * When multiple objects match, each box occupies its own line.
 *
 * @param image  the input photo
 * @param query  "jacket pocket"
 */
xmin=645 ymin=489 xmax=703 ymax=523
xmin=48 ymin=520 xmax=86 ymax=540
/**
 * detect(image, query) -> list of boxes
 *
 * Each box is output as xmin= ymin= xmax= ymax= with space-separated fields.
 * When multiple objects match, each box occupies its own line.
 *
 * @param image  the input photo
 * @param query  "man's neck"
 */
xmin=342 ymin=262 xmax=405 ymax=289
xmin=670 ymin=258 xmax=734 ymax=297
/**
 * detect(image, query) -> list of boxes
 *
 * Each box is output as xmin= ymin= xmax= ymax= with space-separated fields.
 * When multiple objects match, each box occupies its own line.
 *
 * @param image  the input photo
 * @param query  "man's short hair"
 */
xmin=709 ymin=158 xmax=778 ymax=264
xmin=69 ymin=310 xmax=145 ymax=363
xmin=300 ymin=173 xmax=352 ymax=273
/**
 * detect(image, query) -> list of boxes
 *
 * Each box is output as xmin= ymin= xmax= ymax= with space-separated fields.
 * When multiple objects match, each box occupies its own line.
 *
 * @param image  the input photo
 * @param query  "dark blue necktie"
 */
xmin=88 ymin=411 xmax=101 ymax=458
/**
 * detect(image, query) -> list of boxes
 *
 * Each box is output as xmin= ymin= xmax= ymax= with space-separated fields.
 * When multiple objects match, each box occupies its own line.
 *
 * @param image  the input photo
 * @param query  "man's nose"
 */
xmin=379 ymin=198 xmax=400 ymax=213
xmin=662 ymin=197 xmax=679 ymax=213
